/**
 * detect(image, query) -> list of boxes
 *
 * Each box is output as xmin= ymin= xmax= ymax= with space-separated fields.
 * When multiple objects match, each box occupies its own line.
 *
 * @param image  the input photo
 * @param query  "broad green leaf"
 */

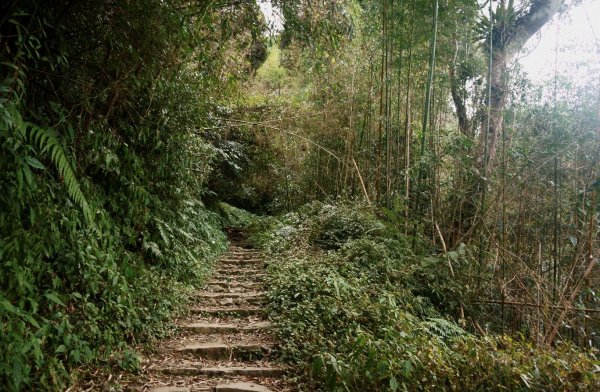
xmin=0 ymin=298 xmax=17 ymax=314
xmin=23 ymin=156 xmax=45 ymax=169
xmin=23 ymin=313 xmax=41 ymax=329
xmin=44 ymin=292 xmax=66 ymax=307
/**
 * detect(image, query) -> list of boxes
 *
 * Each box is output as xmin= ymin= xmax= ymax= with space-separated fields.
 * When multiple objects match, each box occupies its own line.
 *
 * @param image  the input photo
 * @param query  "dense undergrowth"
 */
xmin=252 ymin=202 xmax=600 ymax=391
xmin=0 ymin=1 xmax=268 ymax=390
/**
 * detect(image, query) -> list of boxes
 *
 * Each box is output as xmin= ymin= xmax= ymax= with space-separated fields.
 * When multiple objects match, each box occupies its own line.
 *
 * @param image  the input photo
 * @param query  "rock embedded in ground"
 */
xmin=148 ymin=387 xmax=191 ymax=392
xmin=182 ymin=321 xmax=272 ymax=334
xmin=159 ymin=365 xmax=288 ymax=377
xmin=215 ymin=381 xmax=274 ymax=392
xmin=189 ymin=307 xmax=262 ymax=316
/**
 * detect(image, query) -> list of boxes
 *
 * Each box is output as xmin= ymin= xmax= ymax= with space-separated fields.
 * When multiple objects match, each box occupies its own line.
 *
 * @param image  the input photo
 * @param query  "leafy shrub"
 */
xmin=205 ymin=111 xmax=285 ymax=214
xmin=216 ymin=202 xmax=259 ymax=228
xmin=278 ymin=201 xmax=384 ymax=250
xmin=0 ymin=1 xmax=252 ymax=389
xmin=259 ymin=202 xmax=600 ymax=391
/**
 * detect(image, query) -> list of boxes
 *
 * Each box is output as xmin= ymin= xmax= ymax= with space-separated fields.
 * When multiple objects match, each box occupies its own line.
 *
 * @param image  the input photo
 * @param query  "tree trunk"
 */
xmin=477 ymin=0 xmax=564 ymax=171
xmin=478 ymin=51 xmax=508 ymax=172
xmin=451 ymin=0 xmax=564 ymax=243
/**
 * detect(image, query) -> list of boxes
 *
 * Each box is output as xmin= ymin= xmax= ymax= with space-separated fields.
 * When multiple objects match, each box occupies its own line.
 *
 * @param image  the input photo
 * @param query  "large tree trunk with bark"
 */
xmin=479 ymin=0 xmax=564 ymax=171
xmin=452 ymin=0 xmax=564 ymax=244
xmin=478 ymin=51 xmax=508 ymax=172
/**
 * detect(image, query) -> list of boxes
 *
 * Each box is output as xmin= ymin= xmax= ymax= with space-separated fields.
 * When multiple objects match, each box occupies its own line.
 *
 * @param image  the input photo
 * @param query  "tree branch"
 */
xmin=506 ymin=0 xmax=564 ymax=58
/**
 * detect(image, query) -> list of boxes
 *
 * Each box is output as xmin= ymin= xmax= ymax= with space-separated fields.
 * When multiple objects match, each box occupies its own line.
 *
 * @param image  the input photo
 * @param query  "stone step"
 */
xmin=215 ymin=382 xmax=273 ymax=392
xmin=207 ymin=281 xmax=262 ymax=289
xmin=175 ymin=342 xmax=276 ymax=359
xmin=228 ymin=247 xmax=259 ymax=252
xmin=206 ymin=285 xmax=259 ymax=294
xmin=149 ymin=387 xmax=190 ymax=392
xmin=206 ymin=282 xmax=262 ymax=293
xmin=224 ymin=252 xmax=263 ymax=260
xmin=207 ymin=297 xmax=265 ymax=307
xmin=214 ymin=274 xmax=265 ymax=282
xmin=142 ymin=237 xmax=288 ymax=392
xmin=215 ymin=269 xmax=264 ymax=275
xmin=218 ymin=262 xmax=263 ymax=268
xmin=197 ymin=292 xmax=265 ymax=299
xmin=149 ymin=380 xmax=275 ymax=392
xmin=215 ymin=264 xmax=263 ymax=269
xmin=218 ymin=262 xmax=262 ymax=267
xmin=219 ymin=257 xmax=263 ymax=263
xmin=189 ymin=306 xmax=263 ymax=316
xmin=183 ymin=321 xmax=273 ymax=334
xmin=217 ymin=262 xmax=260 ymax=266
xmin=225 ymin=252 xmax=263 ymax=260
xmin=217 ymin=266 xmax=263 ymax=272
xmin=159 ymin=366 xmax=288 ymax=378
xmin=199 ymin=293 xmax=266 ymax=307
xmin=224 ymin=259 xmax=262 ymax=263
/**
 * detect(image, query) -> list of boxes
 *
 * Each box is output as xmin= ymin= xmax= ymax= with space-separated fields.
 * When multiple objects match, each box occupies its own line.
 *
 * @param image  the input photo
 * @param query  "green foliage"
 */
xmin=0 ymin=0 xmax=265 ymax=389
xmin=256 ymin=45 xmax=289 ymax=92
xmin=28 ymin=124 xmax=91 ymax=222
xmin=216 ymin=202 xmax=259 ymax=229
xmin=250 ymin=0 xmax=600 ymax=352
xmin=259 ymin=202 xmax=600 ymax=391
xmin=205 ymin=107 xmax=286 ymax=213
xmin=303 ymin=202 xmax=385 ymax=249
xmin=276 ymin=0 xmax=354 ymax=56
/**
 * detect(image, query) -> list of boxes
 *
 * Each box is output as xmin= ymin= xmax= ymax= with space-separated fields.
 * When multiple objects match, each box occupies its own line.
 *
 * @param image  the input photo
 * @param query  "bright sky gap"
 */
xmin=258 ymin=0 xmax=600 ymax=85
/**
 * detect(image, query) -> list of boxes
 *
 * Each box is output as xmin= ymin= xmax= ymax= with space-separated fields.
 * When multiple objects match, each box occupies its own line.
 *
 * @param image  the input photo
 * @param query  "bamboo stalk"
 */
xmin=416 ymin=0 xmax=439 ymax=212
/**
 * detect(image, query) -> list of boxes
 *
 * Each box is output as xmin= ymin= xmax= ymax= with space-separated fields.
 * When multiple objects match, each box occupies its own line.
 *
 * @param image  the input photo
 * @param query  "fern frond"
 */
xmin=143 ymin=240 xmax=163 ymax=258
xmin=175 ymin=226 xmax=194 ymax=242
xmin=421 ymin=318 xmax=469 ymax=341
xmin=155 ymin=218 xmax=172 ymax=248
xmin=24 ymin=123 xmax=93 ymax=223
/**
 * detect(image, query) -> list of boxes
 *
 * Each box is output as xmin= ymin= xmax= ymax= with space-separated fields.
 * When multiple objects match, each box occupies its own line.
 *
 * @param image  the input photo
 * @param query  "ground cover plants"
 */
xmin=254 ymin=202 xmax=600 ymax=391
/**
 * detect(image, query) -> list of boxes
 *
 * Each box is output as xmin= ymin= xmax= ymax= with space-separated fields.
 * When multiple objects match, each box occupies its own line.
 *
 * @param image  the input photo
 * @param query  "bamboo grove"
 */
xmin=248 ymin=0 xmax=600 ymax=348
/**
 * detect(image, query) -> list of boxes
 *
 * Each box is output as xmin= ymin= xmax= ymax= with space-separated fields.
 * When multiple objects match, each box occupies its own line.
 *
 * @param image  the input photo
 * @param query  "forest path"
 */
xmin=127 ymin=228 xmax=292 ymax=392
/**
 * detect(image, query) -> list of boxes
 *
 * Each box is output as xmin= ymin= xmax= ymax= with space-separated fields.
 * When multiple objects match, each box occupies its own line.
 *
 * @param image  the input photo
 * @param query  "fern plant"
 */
xmin=1 ymin=103 xmax=92 ymax=223
xmin=25 ymin=124 xmax=93 ymax=222
xmin=421 ymin=317 xmax=470 ymax=341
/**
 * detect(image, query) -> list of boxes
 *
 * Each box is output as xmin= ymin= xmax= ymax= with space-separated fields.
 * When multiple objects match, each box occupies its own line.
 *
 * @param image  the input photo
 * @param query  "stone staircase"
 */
xmin=127 ymin=228 xmax=291 ymax=392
